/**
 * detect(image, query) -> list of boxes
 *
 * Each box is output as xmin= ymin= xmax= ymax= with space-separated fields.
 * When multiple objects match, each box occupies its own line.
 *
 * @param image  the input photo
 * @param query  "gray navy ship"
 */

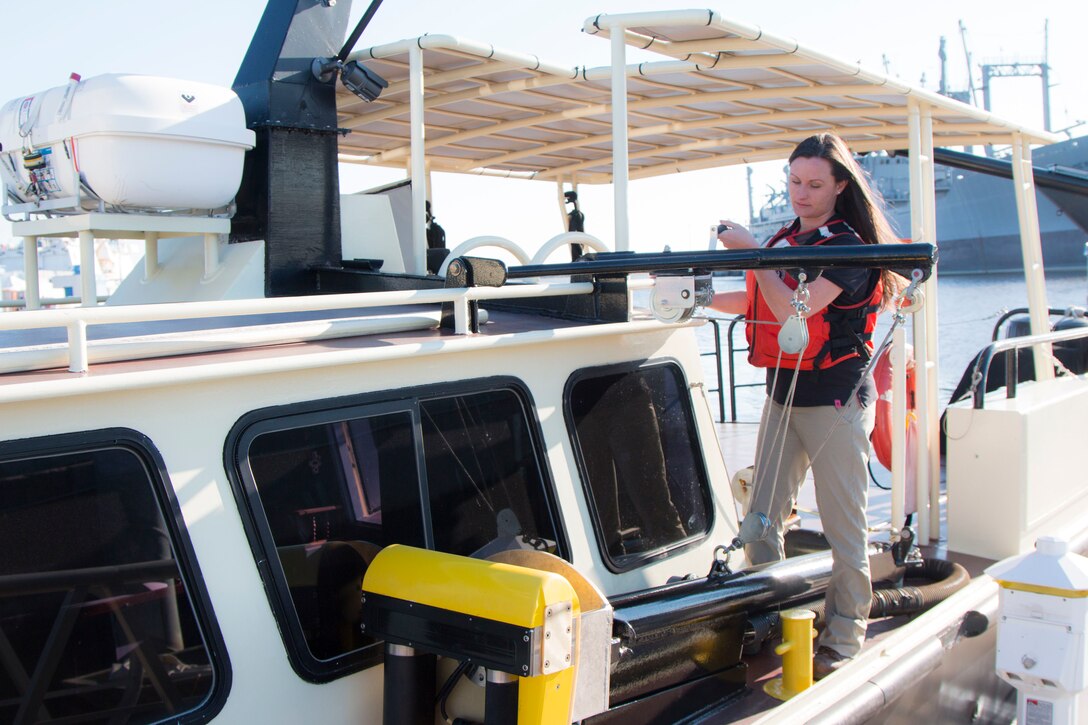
xmin=750 ymin=134 xmax=1088 ymax=275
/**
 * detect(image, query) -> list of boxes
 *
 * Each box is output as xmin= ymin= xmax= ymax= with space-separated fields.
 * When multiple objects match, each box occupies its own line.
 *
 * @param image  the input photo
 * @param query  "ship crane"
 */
xmin=980 ymin=21 xmax=1052 ymax=132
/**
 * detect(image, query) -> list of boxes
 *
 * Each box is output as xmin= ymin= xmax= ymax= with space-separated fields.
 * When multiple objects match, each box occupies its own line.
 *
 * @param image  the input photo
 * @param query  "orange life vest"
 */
xmin=745 ymin=220 xmax=882 ymax=369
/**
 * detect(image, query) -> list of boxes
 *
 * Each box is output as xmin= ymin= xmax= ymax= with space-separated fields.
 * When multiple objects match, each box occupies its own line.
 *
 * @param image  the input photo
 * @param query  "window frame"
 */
xmin=564 ymin=360 xmax=715 ymax=573
xmin=225 ymin=376 xmax=568 ymax=683
xmin=0 ymin=428 xmax=231 ymax=724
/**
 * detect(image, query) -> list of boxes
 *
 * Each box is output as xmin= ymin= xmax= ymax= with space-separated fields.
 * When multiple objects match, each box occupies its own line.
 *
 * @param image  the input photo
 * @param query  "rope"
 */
xmin=750 ymin=271 xmax=925 ymax=532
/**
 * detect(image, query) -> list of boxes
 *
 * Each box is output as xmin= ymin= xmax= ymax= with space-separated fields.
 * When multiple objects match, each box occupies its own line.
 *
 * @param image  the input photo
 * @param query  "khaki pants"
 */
xmin=745 ymin=398 xmax=876 ymax=658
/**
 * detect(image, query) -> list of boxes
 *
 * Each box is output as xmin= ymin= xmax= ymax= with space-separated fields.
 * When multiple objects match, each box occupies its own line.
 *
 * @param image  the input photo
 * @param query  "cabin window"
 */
xmin=420 ymin=390 xmax=559 ymax=557
xmin=0 ymin=436 xmax=222 ymax=724
xmin=567 ymin=363 xmax=712 ymax=571
xmin=235 ymin=382 xmax=563 ymax=682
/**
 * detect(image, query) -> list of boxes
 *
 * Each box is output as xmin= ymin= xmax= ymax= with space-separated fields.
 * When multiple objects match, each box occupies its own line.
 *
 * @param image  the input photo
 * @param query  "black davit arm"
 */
xmin=506 ymin=242 xmax=938 ymax=282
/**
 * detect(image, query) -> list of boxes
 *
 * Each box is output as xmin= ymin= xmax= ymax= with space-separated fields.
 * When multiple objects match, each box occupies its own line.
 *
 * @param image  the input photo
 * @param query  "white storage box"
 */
xmin=1 ymin=73 xmax=255 ymax=214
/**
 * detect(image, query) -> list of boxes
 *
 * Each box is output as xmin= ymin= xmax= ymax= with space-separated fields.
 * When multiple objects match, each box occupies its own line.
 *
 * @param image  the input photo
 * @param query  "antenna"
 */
xmin=938 ymin=37 xmax=947 ymax=96
xmin=746 ymin=167 xmax=755 ymax=225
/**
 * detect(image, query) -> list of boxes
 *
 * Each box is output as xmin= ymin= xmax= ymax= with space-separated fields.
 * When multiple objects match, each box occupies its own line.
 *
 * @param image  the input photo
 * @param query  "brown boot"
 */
xmin=813 ymin=646 xmax=850 ymax=680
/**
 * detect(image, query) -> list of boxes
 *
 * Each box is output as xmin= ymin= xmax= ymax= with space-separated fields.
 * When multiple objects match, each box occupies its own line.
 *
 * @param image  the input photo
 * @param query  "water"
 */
xmin=702 ymin=270 xmax=1088 ymax=423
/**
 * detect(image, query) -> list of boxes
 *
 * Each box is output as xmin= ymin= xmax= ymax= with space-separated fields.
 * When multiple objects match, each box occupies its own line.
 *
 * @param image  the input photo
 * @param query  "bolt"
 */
xmin=449 ymin=260 xmax=463 ymax=276
xmin=545 ymin=660 xmax=550 ymax=668
xmin=1022 ymin=655 xmax=1037 ymax=670
xmin=523 ymin=635 xmax=530 ymax=642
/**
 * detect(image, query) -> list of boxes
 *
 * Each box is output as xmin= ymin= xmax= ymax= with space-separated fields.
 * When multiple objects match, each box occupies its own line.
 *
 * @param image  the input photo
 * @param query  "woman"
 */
xmin=711 ymin=132 xmax=901 ymax=678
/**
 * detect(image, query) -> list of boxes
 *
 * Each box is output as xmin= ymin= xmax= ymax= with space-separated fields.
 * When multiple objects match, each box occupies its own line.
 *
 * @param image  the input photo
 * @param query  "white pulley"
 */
xmin=778 ymin=315 xmax=809 ymax=355
xmin=650 ymin=288 xmax=696 ymax=323
xmin=650 ymin=275 xmax=702 ymax=323
xmin=899 ymin=287 xmax=925 ymax=314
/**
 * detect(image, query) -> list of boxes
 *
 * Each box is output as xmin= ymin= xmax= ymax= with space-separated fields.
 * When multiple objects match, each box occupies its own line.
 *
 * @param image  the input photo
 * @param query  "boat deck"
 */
xmin=710 ymin=420 xmax=1005 ymax=723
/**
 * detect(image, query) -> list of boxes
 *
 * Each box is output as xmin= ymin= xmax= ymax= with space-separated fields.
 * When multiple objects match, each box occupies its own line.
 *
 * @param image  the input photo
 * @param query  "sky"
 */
xmin=2 ymin=0 xmax=1086 ymax=257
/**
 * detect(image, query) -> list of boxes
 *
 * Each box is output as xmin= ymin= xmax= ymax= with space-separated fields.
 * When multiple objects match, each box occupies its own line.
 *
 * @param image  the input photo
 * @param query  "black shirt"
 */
xmin=763 ymin=224 xmax=878 ymax=408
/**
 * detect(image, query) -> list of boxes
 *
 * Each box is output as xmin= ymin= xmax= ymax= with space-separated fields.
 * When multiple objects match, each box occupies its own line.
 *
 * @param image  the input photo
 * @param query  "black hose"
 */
xmin=745 ymin=557 xmax=971 ymax=644
xmin=876 ymin=558 xmax=970 ymax=613
xmin=436 ymin=660 xmax=472 ymax=723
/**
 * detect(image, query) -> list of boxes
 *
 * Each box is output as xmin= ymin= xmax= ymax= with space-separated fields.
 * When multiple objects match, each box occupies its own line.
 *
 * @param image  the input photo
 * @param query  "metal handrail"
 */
xmin=971 ymin=326 xmax=1088 ymax=409
xmin=725 ymin=315 xmax=762 ymax=422
xmin=700 ymin=318 xmax=726 ymax=421
xmin=0 ymin=280 xmax=595 ymax=373
xmin=990 ymin=307 xmax=1076 ymax=341
xmin=697 ymin=313 xmax=761 ymax=423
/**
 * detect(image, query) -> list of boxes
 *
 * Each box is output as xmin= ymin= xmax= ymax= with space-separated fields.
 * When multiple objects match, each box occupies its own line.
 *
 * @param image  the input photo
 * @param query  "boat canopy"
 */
xmin=337 ymin=10 xmax=1058 ymax=184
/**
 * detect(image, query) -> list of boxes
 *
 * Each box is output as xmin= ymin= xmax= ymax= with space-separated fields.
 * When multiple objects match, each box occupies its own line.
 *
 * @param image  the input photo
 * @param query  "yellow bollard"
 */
xmin=763 ymin=608 xmax=817 ymax=701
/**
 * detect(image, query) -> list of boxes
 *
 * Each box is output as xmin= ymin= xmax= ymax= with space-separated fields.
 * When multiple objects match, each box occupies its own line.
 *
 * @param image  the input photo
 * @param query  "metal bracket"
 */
xmin=440 ymin=256 xmax=507 ymax=333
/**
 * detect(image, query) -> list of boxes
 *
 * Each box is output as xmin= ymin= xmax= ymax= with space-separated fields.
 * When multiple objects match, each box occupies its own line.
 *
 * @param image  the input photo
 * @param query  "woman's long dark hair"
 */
xmin=789 ymin=133 xmax=903 ymax=307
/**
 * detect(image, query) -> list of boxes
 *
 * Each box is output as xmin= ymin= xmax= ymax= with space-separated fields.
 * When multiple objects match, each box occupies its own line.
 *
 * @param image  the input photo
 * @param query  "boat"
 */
xmin=1 ymin=2 xmax=1086 ymax=724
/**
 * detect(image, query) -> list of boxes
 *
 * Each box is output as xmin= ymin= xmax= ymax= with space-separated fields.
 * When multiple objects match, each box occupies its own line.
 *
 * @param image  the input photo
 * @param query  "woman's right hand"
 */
xmin=716 ymin=219 xmax=758 ymax=250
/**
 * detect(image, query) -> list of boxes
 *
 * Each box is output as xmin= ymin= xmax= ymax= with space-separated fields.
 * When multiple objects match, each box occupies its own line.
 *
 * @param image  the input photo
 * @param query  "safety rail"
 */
xmin=723 ymin=315 xmax=763 ymax=423
xmin=0 ymin=281 xmax=594 ymax=374
xmin=990 ymin=307 xmax=1082 ymax=340
xmin=971 ymin=325 xmax=1088 ymax=409
xmin=0 ymin=295 xmax=108 ymax=309
xmin=700 ymin=318 xmax=727 ymax=421
xmin=696 ymin=314 xmax=760 ymax=424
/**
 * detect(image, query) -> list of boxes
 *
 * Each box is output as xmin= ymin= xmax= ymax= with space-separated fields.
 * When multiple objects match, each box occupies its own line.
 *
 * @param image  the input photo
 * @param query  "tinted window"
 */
xmin=568 ymin=364 xmax=712 ymax=570
xmin=245 ymin=408 xmax=424 ymax=670
xmin=0 ymin=441 xmax=219 ymax=724
xmin=421 ymin=390 xmax=559 ymax=557
xmin=237 ymin=384 xmax=562 ymax=681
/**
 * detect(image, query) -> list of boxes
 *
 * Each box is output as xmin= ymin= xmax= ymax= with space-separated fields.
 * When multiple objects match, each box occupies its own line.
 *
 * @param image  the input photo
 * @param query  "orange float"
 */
xmin=871 ymin=343 xmax=918 ymax=512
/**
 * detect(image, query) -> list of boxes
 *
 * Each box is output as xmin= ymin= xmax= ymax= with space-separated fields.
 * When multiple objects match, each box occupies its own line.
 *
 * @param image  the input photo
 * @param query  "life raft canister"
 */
xmin=745 ymin=220 xmax=882 ymax=370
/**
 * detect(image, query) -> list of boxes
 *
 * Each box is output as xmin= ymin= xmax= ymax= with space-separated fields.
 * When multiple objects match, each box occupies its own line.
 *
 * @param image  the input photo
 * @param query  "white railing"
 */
xmin=0 ymin=281 xmax=594 ymax=374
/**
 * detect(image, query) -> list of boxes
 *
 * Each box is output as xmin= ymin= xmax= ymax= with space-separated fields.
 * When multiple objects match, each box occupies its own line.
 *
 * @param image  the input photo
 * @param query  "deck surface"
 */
xmin=710 ymin=420 xmax=982 ymax=722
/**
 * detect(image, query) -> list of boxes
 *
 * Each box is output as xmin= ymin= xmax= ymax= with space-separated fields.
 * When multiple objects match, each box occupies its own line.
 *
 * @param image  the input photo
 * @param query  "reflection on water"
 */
xmin=703 ymin=270 xmax=1087 ymax=421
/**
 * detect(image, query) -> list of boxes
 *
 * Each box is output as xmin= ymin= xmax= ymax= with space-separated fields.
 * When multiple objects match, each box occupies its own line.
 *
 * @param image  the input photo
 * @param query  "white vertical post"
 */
xmin=1011 ymin=132 xmax=1053 ymax=380
xmin=22 ymin=235 xmax=40 ymax=311
xmin=891 ymin=326 xmax=906 ymax=538
xmin=610 ymin=28 xmax=630 ymax=252
xmin=408 ymin=44 xmax=428 ymax=275
xmin=920 ymin=105 xmax=941 ymax=544
xmin=67 ymin=319 xmax=88 ymax=373
xmin=906 ymin=100 xmax=933 ymax=544
xmin=203 ymin=233 xmax=220 ymax=280
xmin=556 ymin=181 xmax=568 ymax=228
xmin=144 ymin=232 xmax=160 ymax=281
xmin=78 ymin=230 xmax=97 ymax=307
xmin=453 ymin=294 xmax=470 ymax=334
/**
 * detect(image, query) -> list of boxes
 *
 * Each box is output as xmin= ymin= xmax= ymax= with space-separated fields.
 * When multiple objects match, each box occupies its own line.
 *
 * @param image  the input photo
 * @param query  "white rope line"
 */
xmin=749 ymin=272 xmax=924 ymax=531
